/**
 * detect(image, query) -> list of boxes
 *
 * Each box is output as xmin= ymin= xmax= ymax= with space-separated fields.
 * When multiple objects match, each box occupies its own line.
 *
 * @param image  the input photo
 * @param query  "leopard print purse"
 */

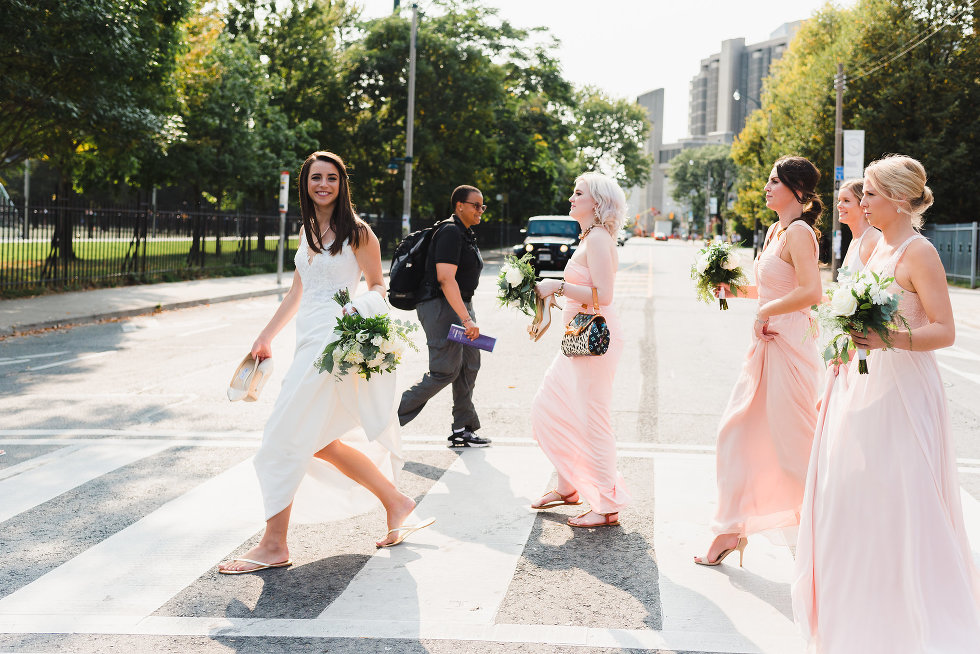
xmin=561 ymin=287 xmax=610 ymax=357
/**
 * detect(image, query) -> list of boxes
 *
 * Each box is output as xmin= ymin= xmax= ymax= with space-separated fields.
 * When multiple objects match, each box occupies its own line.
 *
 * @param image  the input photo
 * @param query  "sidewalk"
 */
xmin=0 ymin=248 xmax=513 ymax=338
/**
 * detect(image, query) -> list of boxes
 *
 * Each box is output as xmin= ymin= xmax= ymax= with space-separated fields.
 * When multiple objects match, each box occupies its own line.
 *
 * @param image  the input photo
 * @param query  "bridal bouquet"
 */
xmin=314 ymin=290 xmax=419 ymax=380
xmin=496 ymin=253 xmax=537 ymax=316
xmin=813 ymin=268 xmax=905 ymax=374
xmin=691 ymin=242 xmax=747 ymax=310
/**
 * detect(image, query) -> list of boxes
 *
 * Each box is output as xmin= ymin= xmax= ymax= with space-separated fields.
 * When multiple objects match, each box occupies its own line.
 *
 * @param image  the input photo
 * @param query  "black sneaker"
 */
xmin=447 ymin=430 xmax=491 ymax=448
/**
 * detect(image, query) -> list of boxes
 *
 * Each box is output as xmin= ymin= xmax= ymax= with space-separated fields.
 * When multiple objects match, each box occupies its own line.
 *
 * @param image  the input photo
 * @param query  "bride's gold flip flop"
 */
xmin=377 ymin=517 xmax=436 ymax=548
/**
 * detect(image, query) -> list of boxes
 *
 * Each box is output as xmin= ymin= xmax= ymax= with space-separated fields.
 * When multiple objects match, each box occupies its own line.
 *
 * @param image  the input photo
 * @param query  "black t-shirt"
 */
xmin=424 ymin=215 xmax=483 ymax=301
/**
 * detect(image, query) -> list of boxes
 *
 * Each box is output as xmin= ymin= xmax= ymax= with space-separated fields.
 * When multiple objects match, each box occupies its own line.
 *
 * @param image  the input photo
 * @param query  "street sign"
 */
xmin=843 ymin=130 xmax=865 ymax=180
xmin=835 ymin=166 xmax=844 ymax=181
xmin=710 ymin=197 xmax=718 ymax=214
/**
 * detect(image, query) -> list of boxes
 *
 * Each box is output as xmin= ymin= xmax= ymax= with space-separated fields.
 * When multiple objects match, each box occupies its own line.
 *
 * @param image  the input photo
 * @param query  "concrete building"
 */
xmin=627 ymin=22 xmax=802 ymax=235
xmin=688 ymin=22 xmax=801 ymax=143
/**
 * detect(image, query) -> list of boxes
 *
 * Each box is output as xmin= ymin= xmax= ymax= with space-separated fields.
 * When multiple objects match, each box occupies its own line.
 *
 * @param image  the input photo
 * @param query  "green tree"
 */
xmin=572 ymin=87 xmax=654 ymax=189
xmin=668 ymin=144 xmax=737 ymax=232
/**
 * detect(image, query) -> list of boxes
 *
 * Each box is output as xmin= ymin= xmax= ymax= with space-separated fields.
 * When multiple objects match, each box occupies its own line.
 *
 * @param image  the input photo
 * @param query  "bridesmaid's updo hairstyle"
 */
xmin=298 ymin=151 xmax=365 ymax=256
xmin=576 ymin=171 xmax=628 ymax=237
xmin=839 ymin=178 xmax=863 ymax=202
xmin=774 ymin=155 xmax=824 ymax=234
xmin=864 ymin=154 xmax=934 ymax=229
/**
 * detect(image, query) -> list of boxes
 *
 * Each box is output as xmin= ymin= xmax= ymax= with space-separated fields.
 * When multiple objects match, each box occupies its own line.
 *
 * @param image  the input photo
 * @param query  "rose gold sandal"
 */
xmin=531 ymin=489 xmax=583 ymax=510
xmin=567 ymin=510 xmax=619 ymax=528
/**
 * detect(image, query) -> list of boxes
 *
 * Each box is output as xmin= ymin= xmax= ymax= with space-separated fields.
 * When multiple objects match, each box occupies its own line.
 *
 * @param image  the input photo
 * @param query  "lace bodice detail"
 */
xmin=865 ymin=234 xmax=929 ymax=330
xmin=293 ymin=236 xmax=362 ymax=306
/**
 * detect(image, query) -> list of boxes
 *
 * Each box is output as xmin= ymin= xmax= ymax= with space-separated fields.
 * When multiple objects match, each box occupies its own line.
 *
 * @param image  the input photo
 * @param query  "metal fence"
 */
xmin=0 ymin=203 xmax=526 ymax=294
xmin=0 ymin=203 xmax=298 ymax=293
xmin=923 ymin=222 xmax=978 ymax=288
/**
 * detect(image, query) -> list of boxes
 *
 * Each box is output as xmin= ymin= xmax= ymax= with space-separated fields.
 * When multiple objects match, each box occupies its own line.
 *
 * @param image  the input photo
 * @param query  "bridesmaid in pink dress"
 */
xmin=529 ymin=172 xmax=631 ymax=528
xmin=694 ymin=156 xmax=824 ymax=566
xmin=793 ymin=155 xmax=980 ymax=653
xmin=836 ymin=179 xmax=880 ymax=275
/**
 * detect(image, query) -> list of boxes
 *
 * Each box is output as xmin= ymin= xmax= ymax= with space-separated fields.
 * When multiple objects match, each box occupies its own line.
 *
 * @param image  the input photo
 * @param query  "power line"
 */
xmin=849 ymin=2 xmax=975 ymax=83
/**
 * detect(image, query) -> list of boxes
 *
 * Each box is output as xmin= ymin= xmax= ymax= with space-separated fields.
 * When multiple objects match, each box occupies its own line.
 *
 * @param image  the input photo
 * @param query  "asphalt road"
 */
xmin=1 ymin=238 xmax=979 ymax=654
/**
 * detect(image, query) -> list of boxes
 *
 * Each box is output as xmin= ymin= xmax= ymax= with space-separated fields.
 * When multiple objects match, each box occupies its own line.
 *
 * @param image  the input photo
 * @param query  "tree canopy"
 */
xmin=0 ymin=0 xmax=653 ymax=225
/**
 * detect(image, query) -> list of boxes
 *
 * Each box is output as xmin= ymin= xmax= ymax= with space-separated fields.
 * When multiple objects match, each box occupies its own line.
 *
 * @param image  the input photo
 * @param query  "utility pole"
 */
xmin=22 ymin=159 xmax=30 ymax=240
xmin=704 ymin=169 xmax=712 ymax=240
xmin=401 ymin=3 xmax=418 ymax=237
xmin=831 ymin=63 xmax=845 ymax=279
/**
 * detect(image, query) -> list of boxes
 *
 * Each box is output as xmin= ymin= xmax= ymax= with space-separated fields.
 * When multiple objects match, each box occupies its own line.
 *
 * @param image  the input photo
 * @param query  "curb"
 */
xmin=0 ymin=286 xmax=288 ymax=339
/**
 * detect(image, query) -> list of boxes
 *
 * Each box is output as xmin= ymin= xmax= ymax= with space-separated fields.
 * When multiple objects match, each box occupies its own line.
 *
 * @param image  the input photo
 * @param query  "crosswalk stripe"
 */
xmin=319 ymin=447 xmax=553 ymax=625
xmin=0 ymin=442 xmax=173 ymax=523
xmin=0 ymin=459 xmax=265 ymax=617
xmin=653 ymin=453 xmax=805 ymax=653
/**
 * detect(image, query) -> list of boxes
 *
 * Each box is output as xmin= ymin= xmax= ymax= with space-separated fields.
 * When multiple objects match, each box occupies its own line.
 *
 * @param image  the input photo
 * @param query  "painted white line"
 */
xmin=938 ymin=360 xmax=980 ymax=386
xmin=29 ymin=351 xmax=116 ymax=371
xmin=0 ymin=459 xmax=266 ymax=617
xmin=937 ymin=346 xmax=980 ymax=362
xmin=0 ymin=359 xmax=30 ymax=367
xmin=319 ymin=447 xmax=553 ymax=625
xmin=0 ymin=429 xmax=262 ymax=439
xmin=961 ymin=467 xmax=980 ymax=475
xmin=0 ymin=351 xmax=68 ymax=361
xmin=0 ymin=442 xmax=173 ymax=523
xmin=177 ymin=323 xmax=229 ymax=338
xmin=0 ymin=615 xmax=798 ymax=652
xmin=653 ymin=454 xmax=805 ymax=654
xmin=0 ymin=438 xmax=260 ymax=449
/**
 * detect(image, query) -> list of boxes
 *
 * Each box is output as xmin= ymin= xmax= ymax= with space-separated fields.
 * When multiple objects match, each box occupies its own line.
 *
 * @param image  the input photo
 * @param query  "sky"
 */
xmin=356 ymin=0 xmax=851 ymax=142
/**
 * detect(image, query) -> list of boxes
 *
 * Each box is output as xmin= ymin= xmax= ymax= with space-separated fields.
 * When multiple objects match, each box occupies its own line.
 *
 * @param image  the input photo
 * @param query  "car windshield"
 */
xmin=527 ymin=220 xmax=578 ymax=238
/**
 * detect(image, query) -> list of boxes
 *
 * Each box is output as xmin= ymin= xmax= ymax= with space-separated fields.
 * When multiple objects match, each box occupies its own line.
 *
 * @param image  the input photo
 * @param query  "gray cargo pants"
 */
xmin=398 ymin=296 xmax=481 ymax=431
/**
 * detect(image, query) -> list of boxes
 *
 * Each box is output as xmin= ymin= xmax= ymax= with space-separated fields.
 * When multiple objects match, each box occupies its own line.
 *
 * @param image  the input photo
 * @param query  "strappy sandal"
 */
xmin=376 ymin=517 xmax=436 ymax=548
xmin=531 ymin=489 xmax=583 ymax=510
xmin=567 ymin=510 xmax=619 ymax=528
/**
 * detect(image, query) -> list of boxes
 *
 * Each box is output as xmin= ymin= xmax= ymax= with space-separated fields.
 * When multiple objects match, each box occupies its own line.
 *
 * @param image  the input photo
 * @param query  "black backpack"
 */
xmin=387 ymin=220 xmax=450 ymax=310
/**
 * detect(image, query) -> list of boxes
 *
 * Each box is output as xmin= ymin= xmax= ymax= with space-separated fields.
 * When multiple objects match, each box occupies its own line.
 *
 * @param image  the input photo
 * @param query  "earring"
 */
xmin=593 ymin=206 xmax=602 ymax=223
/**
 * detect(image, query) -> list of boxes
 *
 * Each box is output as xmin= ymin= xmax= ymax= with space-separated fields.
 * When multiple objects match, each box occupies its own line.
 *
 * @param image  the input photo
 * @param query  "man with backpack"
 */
xmin=397 ymin=185 xmax=491 ymax=448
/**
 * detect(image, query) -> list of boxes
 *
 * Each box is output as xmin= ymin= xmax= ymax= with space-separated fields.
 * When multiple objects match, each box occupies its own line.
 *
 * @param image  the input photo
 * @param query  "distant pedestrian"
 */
xmin=218 ymin=151 xmax=428 ymax=575
xmin=529 ymin=172 xmax=631 ymax=528
xmin=398 ymin=185 xmax=489 ymax=448
xmin=694 ymin=156 xmax=824 ymax=566
xmin=835 ymin=178 xmax=880 ymax=276
xmin=793 ymin=155 xmax=980 ymax=652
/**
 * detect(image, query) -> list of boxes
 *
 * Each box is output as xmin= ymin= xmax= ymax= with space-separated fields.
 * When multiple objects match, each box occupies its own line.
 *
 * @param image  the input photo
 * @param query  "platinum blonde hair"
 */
xmin=575 ymin=171 xmax=628 ymax=236
xmin=864 ymin=155 xmax=934 ymax=229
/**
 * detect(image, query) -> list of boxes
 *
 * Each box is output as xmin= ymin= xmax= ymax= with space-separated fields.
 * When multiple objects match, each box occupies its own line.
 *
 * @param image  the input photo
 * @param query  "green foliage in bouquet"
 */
xmin=691 ymin=242 xmax=747 ymax=310
xmin=812 ymin=268 xmax=909 ymax=374
xmin=497 ymin=253 xmax=538 ymax=316
xmin=314 ymin=290 xmax=419 ymax=380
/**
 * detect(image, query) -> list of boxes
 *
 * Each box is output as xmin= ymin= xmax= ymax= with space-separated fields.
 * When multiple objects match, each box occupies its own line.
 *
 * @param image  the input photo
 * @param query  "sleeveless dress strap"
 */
xmin=777 ymin=221 xmax=818 ymax=257
xmin=880 ymin=234 xmax=925 ymax=279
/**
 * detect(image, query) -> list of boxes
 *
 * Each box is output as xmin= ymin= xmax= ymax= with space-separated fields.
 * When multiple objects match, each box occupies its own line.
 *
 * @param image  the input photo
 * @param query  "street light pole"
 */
xmin=401 ymin=3 xmax=418 ymax=237
xmin=831 ymin=63 xmax=845 ymax=279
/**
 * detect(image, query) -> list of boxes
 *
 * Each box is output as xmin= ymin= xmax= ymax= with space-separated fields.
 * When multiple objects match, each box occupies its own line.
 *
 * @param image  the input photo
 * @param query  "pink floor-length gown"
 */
xmin=531 ymin=255 xmax=631 ymax=513
xmin=712 ymin=221 xmax=822 ymax=537
xmin=793 ymin=234 xmax=980 ymax=653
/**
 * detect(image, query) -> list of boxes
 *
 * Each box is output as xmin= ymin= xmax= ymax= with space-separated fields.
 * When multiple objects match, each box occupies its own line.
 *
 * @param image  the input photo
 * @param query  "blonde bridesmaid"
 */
xmin=694 ymin=156 xmax=824 ymax=566
xmin=836 ymin=178 xmax=880 ymax=274
xmin=529 ymin=172 xmax=631 ymax=528
xmin=793 ymin=155 xmax=980 ymax=652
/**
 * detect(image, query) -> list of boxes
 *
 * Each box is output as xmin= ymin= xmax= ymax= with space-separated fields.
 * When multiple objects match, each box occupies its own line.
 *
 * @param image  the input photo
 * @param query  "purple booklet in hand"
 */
xmin=447 ymin=324 xmax=496 ymax=352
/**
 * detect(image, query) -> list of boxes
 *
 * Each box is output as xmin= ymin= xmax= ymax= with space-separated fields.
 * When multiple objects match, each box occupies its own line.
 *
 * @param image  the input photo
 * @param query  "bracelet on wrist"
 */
xmin=555 ymin=282 xmax=565 ymax=297
xmin=461 ymin=317 xmax=472 ymax=324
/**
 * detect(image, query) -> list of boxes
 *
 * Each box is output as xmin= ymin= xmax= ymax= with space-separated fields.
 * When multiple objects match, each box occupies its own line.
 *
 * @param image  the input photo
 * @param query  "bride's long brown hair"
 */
xmin=298 ymin=151 xmax=364 ymax=255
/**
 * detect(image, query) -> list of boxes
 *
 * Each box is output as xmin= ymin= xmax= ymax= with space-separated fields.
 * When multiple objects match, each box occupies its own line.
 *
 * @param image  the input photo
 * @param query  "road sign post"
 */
xmin=277 ymin=171 xmax=289 ymax=286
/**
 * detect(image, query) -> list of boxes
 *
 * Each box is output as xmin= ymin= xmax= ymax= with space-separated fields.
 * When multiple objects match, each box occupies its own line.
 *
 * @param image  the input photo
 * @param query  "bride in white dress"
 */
xmin=219 ymin=152 xmax=425 ymax=574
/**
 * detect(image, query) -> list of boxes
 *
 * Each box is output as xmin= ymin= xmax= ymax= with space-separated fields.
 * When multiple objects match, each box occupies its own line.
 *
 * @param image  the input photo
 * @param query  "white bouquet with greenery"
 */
xmin=691 ymin=242 xmax=747 ymax=310
xmin=315 ymin=289 xmax=419 ymax=380
xmin=813 ymin=268 xmax=906 ymax=374
xmin=496 ymin=253 xmax=537 ymax=316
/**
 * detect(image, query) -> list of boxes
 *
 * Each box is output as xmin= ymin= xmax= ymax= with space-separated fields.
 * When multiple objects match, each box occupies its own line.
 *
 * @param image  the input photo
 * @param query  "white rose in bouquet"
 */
xmin=380 ymin=338 xmax=397 ymax=354
xmin=831 ymin=289 xmax=859 ymax=317
xmin=371 ymin=335 xmax=383 ymax=347
xmin=356 ymin=332 xmax=369 ymax=343
xmin=721 ymin=253 xmax=740 ymax=270
xmin=505 ymin=266 xmax=523 ymax=287
xmin=695 ymin=253 xmax=710 ymax=274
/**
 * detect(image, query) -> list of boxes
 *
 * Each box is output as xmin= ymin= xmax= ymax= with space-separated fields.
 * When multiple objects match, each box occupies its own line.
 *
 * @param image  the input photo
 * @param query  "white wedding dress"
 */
xmin=253 ymin=236 xmax=402 ymax=523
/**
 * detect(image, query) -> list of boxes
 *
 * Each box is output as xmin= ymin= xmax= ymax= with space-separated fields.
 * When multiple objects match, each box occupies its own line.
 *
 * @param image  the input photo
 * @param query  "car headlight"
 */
xmin=559 ymin=244 xmax=568 ymax=253
xmin=525 ymin=244 xmax=534 ymax=252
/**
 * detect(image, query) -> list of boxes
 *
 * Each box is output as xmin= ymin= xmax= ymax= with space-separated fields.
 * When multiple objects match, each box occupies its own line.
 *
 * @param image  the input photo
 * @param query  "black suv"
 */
xmin=513 ymin=215 xmax=579 ymax=272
